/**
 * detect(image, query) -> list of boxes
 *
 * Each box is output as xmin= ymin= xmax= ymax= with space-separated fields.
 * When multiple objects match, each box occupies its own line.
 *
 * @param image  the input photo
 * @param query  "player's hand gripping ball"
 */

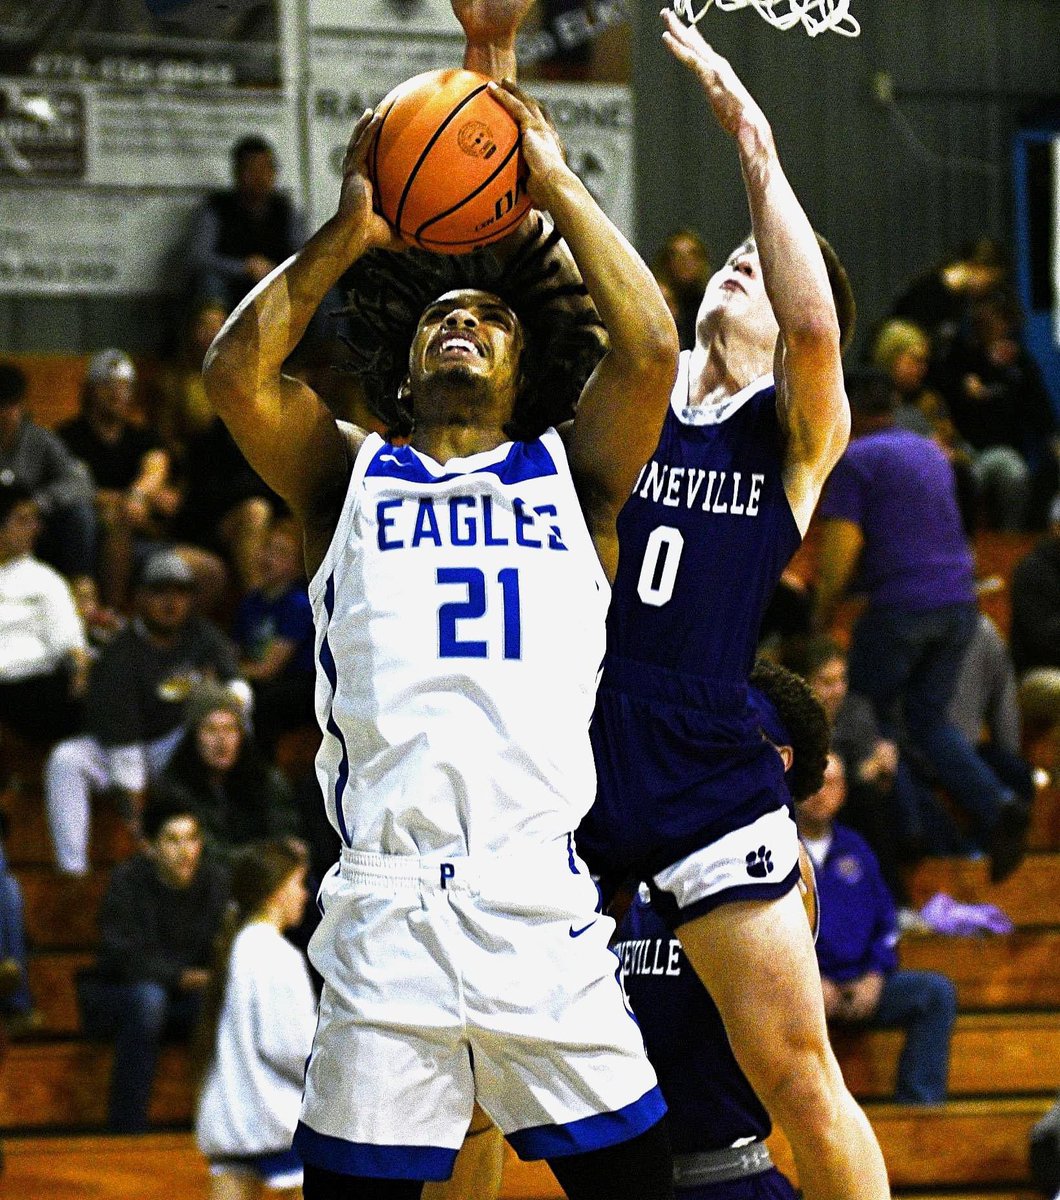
xmin=369 ymin=68 xmax=532 ymax=253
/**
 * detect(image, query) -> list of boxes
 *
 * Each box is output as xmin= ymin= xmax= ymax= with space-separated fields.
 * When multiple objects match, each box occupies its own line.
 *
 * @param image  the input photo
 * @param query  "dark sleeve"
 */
xmin=31 ymin=427 xmax=94 ymax=514
xmin=864 ymin=850 xmax=900 ymax=976
xmin=196 ymin=618 xmax=240 ymax=682
xmin=97 ymin=862 xmax=182 ymax=987
xmin=263 ymin=767 xmax=300 ymax=839
xmin=85 ymin=633 xmax=144 ymax=746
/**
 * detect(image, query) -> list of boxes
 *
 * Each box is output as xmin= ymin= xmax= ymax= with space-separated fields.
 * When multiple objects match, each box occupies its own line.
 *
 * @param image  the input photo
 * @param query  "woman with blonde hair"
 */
xmin=194 ymin=838 xmax=316 ymax=1199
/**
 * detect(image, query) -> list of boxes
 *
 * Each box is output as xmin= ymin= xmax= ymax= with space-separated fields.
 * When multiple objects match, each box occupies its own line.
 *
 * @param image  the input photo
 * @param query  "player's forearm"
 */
xmin=204 ymin=216 xmax=367 ymax=405
xmin=544 ymin=169 xmax=677 ymax=370
xmin=739 ymin=128 xmax=839 ymax=348
xmin=463 ymin=35 xmax=517 ymax=79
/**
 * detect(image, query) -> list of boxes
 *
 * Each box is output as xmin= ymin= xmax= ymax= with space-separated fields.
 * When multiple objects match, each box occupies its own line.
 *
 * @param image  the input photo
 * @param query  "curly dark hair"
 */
xmin=749 ymin=657 xmax=830 ymax=802
xmin=339 ymin=216 xmax=606 ymax=441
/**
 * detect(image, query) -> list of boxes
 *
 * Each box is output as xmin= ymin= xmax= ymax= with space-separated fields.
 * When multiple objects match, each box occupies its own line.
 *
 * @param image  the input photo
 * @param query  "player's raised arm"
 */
xmin=202 ymin=111 xmax=401 ymax=535
xmin=454 ymin=0 xmax=534 ymax=79
xmin=662 ymin=9 xmax=849 ymax=531
xmin=487 ymin=81 xmax=678 ymax=570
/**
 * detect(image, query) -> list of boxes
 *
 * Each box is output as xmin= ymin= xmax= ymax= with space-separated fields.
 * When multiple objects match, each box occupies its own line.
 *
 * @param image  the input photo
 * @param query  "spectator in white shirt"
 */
xmin=0 ymin=481 xmax=89 ymax=746
xmin=194 ymin=837 xmax=316 ymax=1199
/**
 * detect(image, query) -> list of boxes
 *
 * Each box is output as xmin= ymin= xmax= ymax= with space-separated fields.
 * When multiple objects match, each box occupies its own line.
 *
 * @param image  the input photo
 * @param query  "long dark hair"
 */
xmin=192 ymin=837 xmax=308 ymax=1089
xmin=340 ymin=215 xmax=607 ymax=441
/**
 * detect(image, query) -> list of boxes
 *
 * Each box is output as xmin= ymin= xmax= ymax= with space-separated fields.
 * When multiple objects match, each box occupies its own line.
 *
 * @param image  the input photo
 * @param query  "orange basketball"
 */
xmin=370 ymin=68 xmax=531 ymax=254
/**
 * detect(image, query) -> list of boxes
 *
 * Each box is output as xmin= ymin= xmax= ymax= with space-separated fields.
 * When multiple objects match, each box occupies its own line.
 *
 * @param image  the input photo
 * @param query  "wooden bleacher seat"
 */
xmin=908 ymin=852 xmax=1060 ymax=927
xmin=18 ymin=868 xmax=106 ymax=950
xmin=900 ymin=930 xmax=1060 ymax=1009
xmin=834 ymin=1012 xmax=1060 ymax=1099
xmin=27 ymin=952 xmax=93 ymax=1037
xmin=3 ymin=782 xmax=137 ymax=870
xmin=0 ymin=1043 xmax=193 ymax=1129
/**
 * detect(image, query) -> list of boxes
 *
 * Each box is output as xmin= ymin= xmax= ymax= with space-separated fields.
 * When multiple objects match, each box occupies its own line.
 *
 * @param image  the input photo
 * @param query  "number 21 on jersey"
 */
xmin=437 ymin=567 xmax=522 ymax=658
xmin=637 ymin=526 xmax=685 ymax=607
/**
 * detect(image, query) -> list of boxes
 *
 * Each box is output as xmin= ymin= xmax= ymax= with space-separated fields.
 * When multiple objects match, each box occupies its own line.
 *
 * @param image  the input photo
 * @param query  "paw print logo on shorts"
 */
xmin=746 ymin=846 xmax=774 ymax=878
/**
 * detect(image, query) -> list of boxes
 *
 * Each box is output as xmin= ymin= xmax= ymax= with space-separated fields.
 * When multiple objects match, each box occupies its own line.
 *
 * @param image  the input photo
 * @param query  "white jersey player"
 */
xmin=203 ymin=77 xmax=679 ymax=1200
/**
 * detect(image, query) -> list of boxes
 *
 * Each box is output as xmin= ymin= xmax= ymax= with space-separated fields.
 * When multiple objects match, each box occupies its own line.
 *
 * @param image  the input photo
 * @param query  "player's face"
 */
xmin=697 ymin=238 xmax=778 ymax=350
xmin=410 ymin=289 xmax=524 ymax=415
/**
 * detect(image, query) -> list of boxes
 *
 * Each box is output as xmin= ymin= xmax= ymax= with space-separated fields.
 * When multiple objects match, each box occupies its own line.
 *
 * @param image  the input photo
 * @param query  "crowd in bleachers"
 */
xmin=0 ymin=147 xmax=1058 ymax=1165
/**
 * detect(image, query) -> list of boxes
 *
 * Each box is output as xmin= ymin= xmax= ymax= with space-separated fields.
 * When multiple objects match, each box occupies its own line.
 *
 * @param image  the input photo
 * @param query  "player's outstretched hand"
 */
xmin=660 ymin=8 xmax=772 ymax=149
xmin=451 ymin=0 xmax=535 ymax=47
xmin=336 ymin=109 xmax=405 ymax=253
xmin=487 ymin=80 xmax=569 ymax=208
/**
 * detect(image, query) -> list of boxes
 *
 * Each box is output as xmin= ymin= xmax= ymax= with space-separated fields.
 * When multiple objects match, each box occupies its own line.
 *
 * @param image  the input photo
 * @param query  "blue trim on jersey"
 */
xmin=566 ymin=832 xmax=580 ymax=874
xmin=364 ymin=438 xmax=558 ymax=486
xmin=506 ymin=1085 xmax=666 ymax=1160
xmin=293 ymin=1122 xmax=457 ymax=1182
xmin=318 ymin=574 xmax=351 ymax=846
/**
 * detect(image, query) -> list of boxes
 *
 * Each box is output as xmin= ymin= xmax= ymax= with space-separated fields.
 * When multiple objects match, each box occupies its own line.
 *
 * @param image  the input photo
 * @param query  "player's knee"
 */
xmin=747 ymin=1028 xmax=845 ymax=1133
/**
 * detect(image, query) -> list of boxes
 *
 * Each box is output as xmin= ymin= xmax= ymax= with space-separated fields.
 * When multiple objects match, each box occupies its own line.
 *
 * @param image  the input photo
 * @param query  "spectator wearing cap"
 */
xmin=186 ymin=135 xmax=307 ymax=311
xmin=56 ymin=350 xmax=178 ymax=608
xmin=0 ymin=360 xmax=97 ymax=582
xmin=43 ymin=549 xmax=240 ymax=875
xmin=814 ymin=367 xmax=1030 ymax=884
xmin=77 ymin=799 xmax=229 ymax=1133
xmin=0 ymin=481 xmax=89 ymax=748
xmin=798 ymin=754 xmax=958 ymax=1105
xmin=153 ymin=680 xmax=299 ymax=865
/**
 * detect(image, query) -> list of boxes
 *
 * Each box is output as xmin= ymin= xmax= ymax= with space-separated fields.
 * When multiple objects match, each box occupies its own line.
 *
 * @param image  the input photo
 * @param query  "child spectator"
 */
xmin=153 ymin=681 xmax=300 ymax=865
xmin=232 ymin=517 xmax=315 ymax=755
xmin=77 ymin=799 xmax=229 ymax=1132
xmin=797 ymin=754 xmax=958 ymax=1106
xmin=194 ymin=837 xmax=316 ymax=1199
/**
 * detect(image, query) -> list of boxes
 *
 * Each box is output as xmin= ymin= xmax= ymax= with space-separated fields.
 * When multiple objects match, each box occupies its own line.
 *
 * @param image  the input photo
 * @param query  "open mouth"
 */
xmin=434 ymin=333 xmax=485 ymax=359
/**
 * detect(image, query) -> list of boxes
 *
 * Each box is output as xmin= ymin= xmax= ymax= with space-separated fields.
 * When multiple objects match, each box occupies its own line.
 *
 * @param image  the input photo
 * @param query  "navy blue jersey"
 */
xmin=607 ymin=360 xmax=800 ymax=681
xmin=615 ymin=890 xmax=772 ymax=1154
xmin=579 ymin=362 xmax=802 ymax=880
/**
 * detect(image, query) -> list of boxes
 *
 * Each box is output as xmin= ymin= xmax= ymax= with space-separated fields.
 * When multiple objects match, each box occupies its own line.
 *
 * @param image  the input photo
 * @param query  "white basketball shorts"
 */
xmin=294 ymin=838 xmax=665 ymax=1181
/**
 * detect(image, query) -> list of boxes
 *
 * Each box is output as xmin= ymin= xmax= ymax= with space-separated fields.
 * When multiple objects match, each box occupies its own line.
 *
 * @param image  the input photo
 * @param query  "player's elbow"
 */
xmin=202 ymin=327 xmax=252 ymax=416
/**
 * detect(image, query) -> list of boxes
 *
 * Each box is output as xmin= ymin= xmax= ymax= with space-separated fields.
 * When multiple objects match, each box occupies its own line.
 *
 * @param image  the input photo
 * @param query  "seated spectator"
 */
xmin=78 ymin=799 xmax=229 ymax=1133
xmin=169 ymin=415 xmax=281 ymax=593
xmin=56 ymin=349 xmax=179 ymax=608
xmin=186 ymin=135 xmax=307 ymax=311
xmin=0 ymin=481 xmax=89 ymax=748
xmin=1010 ymin=493 xmax=1060 ymax=677
xmin=194 ymin=838 xmax=316 ymax=1199
xmin=149 ymin=299 xmax=229 ymax=467
xmin=943 ymin=295 xmax=1055 ymax=531
xmin=947 ymin=611 xmax=1036 ymax=809
xmin=651 ymin=227 xmax=711 ymax=350
xmin=154 ymin=681 xmax=299 ymax=865
xmin=232 ymin=516 xmax=315 ymax=755
xmin=814 ymin=367 xmax=1029 ymax=883
xmin=0 ymin=361 xmax=97 ymax=582
xmin=870 ymin=317 xmax=978 ymax=534
xmin=0 ymin=831 xmax=40 ymax=1037
xmin=797 ymin=754 xmax=958 ymax=1106
xmin=44 ymin=549 xmax=239 ymax=876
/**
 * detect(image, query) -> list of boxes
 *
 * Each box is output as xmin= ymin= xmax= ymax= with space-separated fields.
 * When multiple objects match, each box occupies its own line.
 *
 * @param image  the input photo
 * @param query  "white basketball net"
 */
xmin=672 ymin=0 xmax=860 ymax=37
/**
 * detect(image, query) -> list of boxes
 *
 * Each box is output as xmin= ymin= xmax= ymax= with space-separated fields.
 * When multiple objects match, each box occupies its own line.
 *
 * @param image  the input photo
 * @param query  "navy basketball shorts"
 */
xmin=295 ymin=840 xmax=665 ymax=1181
xmin=583 ymin=657 xmax=800 ymax=927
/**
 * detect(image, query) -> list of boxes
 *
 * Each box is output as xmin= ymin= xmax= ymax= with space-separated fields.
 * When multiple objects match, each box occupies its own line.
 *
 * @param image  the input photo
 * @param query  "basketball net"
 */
xmin=672 ymin=0 xmax=860 ymax=37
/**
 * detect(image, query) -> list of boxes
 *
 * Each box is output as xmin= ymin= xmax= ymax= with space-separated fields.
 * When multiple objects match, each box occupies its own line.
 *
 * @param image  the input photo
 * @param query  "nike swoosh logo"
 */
xmin=569 ymin=920 xmax=596 ymax=938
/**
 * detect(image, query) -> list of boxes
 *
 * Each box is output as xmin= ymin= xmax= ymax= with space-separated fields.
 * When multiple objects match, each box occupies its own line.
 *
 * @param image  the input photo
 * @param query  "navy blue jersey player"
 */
xmin=578 ymin=12 xmax=890 ymax=1200
xmin=614 ymin=660 xmax=830 ymax=1200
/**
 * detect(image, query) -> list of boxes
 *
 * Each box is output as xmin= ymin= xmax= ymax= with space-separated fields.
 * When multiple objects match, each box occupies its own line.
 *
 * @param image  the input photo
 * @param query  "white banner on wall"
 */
xmin=0 ymin=0 xmax=299 ymax=295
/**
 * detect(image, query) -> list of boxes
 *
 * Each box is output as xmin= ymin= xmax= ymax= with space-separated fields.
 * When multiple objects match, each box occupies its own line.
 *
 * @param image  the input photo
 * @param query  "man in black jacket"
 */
xmin=1011 ymin=494 xmax=1060 ymax=677
xmin=78 ymin=798 xmax=229 ymax=1132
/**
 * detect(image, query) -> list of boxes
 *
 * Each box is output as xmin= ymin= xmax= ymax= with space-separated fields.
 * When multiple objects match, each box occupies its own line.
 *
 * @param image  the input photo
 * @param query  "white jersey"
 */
xmin=308 ymin=427 xmax=609 ymax=858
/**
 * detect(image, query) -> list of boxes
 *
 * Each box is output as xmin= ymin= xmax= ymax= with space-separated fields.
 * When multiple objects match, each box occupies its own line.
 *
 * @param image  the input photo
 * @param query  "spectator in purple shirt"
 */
xmin=813 ymin=367 xmax=1029 ymax=882
xmin=798 ymin=754 xmax=957 ymax=1105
